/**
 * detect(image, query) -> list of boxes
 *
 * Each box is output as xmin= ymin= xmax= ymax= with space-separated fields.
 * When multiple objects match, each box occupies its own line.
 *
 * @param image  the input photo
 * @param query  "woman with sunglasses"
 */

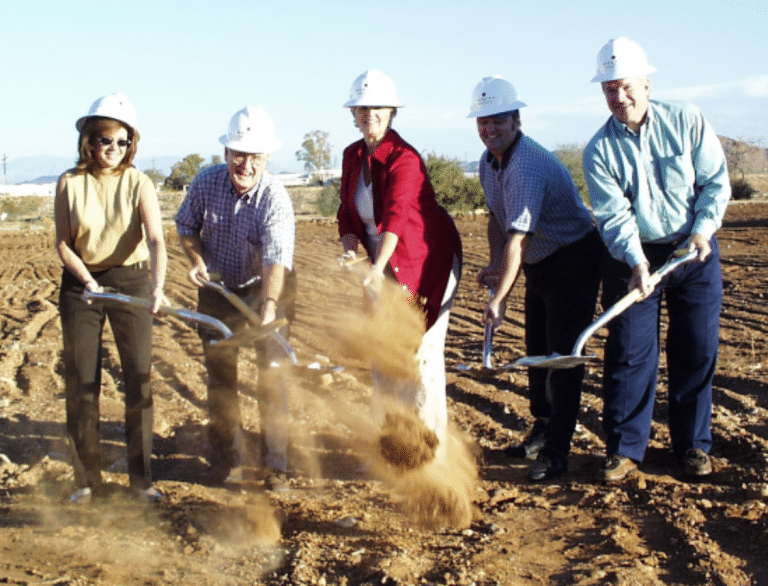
xmin=55 ymin=93 xmax=168 ymax=503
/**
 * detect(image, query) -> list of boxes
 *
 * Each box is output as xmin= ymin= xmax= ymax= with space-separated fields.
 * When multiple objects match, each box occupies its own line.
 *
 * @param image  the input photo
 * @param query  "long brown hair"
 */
xmin=75 ymin=116 xmax=140 ymax=175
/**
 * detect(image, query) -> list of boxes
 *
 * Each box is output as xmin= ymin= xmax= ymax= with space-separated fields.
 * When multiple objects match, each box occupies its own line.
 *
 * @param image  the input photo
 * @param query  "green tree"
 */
xmin=165 ymin=154 xmax=205 ymax=190
xmin=553 ymin=143 xmax=588 ymax=205
xmin=424 ymin=153 xmax=485 ymax=211
xmin=296 ymin=130 xmax=332 ymax=175
xmin=143 ymin=167 xmax=166 ymax=187
xmin=202 ymin=155 xmax=223 ymax=171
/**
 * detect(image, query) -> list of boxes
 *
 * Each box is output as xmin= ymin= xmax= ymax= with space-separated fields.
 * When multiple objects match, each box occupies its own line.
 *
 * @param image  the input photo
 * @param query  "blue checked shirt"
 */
xmin=175 ymin=165 xmax=295 ymax=288
xmin=583 ymin=100 xmax=730 ymax=268
xmin=479 ymin=134 xmax=595 ymax=264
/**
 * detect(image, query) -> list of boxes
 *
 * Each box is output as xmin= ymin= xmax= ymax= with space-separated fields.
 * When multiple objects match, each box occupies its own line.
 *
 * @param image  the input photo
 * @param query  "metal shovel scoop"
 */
xmin=512 ymin=249 xmax=697 ymax=370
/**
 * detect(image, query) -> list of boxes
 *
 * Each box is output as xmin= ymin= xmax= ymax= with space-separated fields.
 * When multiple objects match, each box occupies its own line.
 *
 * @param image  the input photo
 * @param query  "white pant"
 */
xmin=372 ymin=255 xmax=460 ymax=456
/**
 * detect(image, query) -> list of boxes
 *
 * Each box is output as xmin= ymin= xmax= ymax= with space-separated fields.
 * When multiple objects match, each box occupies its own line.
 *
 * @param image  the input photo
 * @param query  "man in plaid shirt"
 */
xmin=175 ymin=106 xmax=296 ymax=491
xmin=468 ymin=76 xmax=604 ymax=482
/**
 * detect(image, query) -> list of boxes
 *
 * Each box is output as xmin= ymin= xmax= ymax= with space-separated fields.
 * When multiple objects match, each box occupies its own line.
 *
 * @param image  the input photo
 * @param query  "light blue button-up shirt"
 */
xmin=583 ymin=100 xmax=730 ymax=268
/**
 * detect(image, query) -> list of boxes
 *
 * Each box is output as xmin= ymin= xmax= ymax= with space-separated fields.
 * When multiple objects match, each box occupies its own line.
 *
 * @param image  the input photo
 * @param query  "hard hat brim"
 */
xmin=343 ymin=99 xmax=404 ymax=108
xmin=75 ymin=114 xmax=138 ymax=133
xmin=466 ymin=101 xmax=527 ymax=119
xmin=591 ymin=65 xmax=657 ymax=83
xmin=219 ymin=135 xmax=282 ymax=154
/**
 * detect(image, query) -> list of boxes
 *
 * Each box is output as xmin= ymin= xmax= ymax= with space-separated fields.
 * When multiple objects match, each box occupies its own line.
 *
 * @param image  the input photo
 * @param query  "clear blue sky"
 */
xmin=2 ymin=0 xmax=766 ymax=175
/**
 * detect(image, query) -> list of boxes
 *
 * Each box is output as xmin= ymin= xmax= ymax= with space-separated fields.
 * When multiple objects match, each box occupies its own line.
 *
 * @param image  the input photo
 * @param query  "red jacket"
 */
xmin=337 ymin=129 xmax=462 ymax=329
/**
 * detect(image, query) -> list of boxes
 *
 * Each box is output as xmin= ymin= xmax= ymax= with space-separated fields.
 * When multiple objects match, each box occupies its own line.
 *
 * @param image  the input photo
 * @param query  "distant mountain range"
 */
xmin=3 ymin=138 xmax=763 ymax=186
xmin=2 ymin=156 xmax=182 ymax=185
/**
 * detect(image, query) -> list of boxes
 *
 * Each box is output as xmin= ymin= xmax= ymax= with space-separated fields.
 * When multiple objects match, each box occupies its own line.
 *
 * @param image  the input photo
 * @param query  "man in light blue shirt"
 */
xmin=583 ymin=37 xmax=730 ymax=482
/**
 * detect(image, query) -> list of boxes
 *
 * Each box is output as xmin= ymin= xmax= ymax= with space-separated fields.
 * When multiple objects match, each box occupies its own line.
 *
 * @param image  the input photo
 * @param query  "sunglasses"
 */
xmin=96 ymin=137 xmax=131 ymax=148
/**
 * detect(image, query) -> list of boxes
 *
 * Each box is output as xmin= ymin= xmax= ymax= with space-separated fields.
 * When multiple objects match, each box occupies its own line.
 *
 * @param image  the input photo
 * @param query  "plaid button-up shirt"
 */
xmin=175 ymin=165 xmax=295 ymax=288
xmin=479 ymin=134 xmax=595 ymax=265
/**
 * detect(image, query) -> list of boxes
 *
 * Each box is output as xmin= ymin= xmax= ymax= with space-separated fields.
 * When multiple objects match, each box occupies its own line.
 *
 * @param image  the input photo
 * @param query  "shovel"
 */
xmin=454 ymin=278 xmax=498 ymax=374
xmin=511 ymin=249 xmax=698 ymax=370
xmin=203 ymin=280 xmax=297 ymax=364
xmin=82 ymin=289 xmax=236 ymax=343
xmin=481 ymin=280 xmax=497 ymax=370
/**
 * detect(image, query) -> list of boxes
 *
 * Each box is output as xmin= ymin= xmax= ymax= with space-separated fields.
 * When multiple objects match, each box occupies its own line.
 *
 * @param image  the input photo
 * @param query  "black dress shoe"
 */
xmin=505 ymin=419 xmax=546 ymax=460
xmin=527 ymin=450 xmax=568 ymax=482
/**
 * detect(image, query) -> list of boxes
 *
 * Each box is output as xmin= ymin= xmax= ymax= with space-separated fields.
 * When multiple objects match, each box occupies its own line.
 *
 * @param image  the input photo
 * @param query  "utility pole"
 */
xmin=2 ymin=154 xmax=7 ymax=185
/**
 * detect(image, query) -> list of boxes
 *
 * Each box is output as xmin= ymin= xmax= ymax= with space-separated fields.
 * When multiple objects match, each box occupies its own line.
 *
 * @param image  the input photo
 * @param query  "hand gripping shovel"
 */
xmin=512 ymin=249 xmax=697 ymax=370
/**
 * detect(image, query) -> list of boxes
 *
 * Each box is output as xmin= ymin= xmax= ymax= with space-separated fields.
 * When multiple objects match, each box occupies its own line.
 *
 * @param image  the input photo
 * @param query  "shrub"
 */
xmin=315 ymin=182 xmax=341 ymax=217
xmin=424 ymin=153 xmax=485 ymax=212
xmin=553 ymin=143 xmax=589 ymax=205
xmin=731 ymin=179 xmax=756 ymax=201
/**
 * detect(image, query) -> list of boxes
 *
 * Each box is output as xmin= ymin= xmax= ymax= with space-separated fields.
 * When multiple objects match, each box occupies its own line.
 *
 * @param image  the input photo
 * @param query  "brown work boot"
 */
xmin=599 ymin=455 xmax=638 ymax=482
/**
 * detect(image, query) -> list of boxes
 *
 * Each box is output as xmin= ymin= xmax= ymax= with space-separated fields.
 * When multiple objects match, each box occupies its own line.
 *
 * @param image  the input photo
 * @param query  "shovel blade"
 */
xmin=514 ymin=353 xmax=598 ymax=369
xmin=211 ymin=318 xmax=288 ymax=347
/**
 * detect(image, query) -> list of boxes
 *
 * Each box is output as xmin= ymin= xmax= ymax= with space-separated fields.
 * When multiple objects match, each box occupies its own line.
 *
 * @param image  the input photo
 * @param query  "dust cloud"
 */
xmin=312 ymin=274 xmax=480 ymax=530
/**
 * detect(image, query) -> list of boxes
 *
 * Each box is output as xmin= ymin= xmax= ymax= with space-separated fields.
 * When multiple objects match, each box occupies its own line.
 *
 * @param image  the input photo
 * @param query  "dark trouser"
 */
xmin=197 ymin=272 xmax=297 ymax=471
xmin=59 ymin=265 xmax=154 ymax=490
xmin=523 ymin=229 xmax=604 ymax=456
xmin=601 ymin=238 xmax=722 ymax=462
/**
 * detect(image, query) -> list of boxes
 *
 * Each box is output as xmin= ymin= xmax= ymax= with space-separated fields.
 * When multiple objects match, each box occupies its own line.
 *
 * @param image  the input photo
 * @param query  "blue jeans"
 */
xmin=601 ymin=238 xmax=722 ymax=462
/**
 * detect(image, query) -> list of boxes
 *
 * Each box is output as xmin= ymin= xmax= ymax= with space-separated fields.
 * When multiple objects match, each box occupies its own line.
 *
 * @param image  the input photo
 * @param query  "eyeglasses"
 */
xmin=96 ymin=137 xmax=131 ymax=148
xmin=227 ymin=150 xmax=268 ymax=164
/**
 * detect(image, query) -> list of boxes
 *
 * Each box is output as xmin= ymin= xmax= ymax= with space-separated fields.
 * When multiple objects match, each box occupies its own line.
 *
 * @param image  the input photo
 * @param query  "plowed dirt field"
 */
xmin=0 ymin=199 xmax=766 ymax=585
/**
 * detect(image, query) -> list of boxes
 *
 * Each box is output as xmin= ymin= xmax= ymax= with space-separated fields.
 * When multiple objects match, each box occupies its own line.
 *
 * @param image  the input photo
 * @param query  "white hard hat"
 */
xmin=219 ymin=106 xmax=282 ymax=154
xmin=467 ymin=76 xmax=527 ymax=118
xmin=343 ymin=69 xmax=403 ymax=108
xmin=591 ymin=37 xmax=657 ymax=83
xmin=76 ymin=93 xmax=139 ymax=133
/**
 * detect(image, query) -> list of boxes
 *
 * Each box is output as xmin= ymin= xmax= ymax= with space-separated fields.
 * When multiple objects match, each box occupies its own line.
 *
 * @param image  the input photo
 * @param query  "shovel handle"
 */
xmin=571 ymin=249 xmax=697 ymax=356
xmin=81 ymin=289 xmax=234 ymax=340
xmin=481 ymin=281 xmax=497 ymax=369
xmin=204 ymin=281 xmax=261 ymax=327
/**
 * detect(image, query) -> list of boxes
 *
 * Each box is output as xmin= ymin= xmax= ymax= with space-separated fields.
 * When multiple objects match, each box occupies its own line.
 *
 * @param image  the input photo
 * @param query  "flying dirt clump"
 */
xmin=379 ymin=410 xmax=439 ymax=471
xmin=376 ymin=410 xmax=480 ymax=530
xmin=392 ymin=425 xmax=480 ymax=530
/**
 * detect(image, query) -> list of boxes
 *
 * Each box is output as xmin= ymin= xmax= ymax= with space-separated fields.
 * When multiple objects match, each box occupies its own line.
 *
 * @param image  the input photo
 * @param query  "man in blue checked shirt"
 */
xmin=468 ymin=76 xmax=604 ymax=482
xmin=175 ymin=106 xmax=296 ymax=492
xmin=584 ymin=38 xmax=730 ymax=483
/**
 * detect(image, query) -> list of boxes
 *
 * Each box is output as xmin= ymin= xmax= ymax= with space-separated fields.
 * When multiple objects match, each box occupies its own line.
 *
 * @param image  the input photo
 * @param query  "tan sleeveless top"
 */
xmin=63 ymin=166 xmax=151 ymax=270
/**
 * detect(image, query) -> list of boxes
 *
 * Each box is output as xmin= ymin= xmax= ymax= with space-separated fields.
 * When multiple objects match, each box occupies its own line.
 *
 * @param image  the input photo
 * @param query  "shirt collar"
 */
xmin=611 ymin=101 xmax=655 ymax=137
xmin=486 ymin=131 xmax=523 ymax=171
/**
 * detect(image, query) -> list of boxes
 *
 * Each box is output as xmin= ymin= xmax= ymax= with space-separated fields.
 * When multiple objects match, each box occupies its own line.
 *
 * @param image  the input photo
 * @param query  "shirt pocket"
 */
xmin=657 ymin=154 xmax=694 ymax=195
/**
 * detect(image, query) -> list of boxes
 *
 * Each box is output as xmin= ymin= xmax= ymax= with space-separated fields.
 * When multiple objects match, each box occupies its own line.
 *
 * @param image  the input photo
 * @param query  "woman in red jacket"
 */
xmin=337 ymin=69 xmax=462 ymax=458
